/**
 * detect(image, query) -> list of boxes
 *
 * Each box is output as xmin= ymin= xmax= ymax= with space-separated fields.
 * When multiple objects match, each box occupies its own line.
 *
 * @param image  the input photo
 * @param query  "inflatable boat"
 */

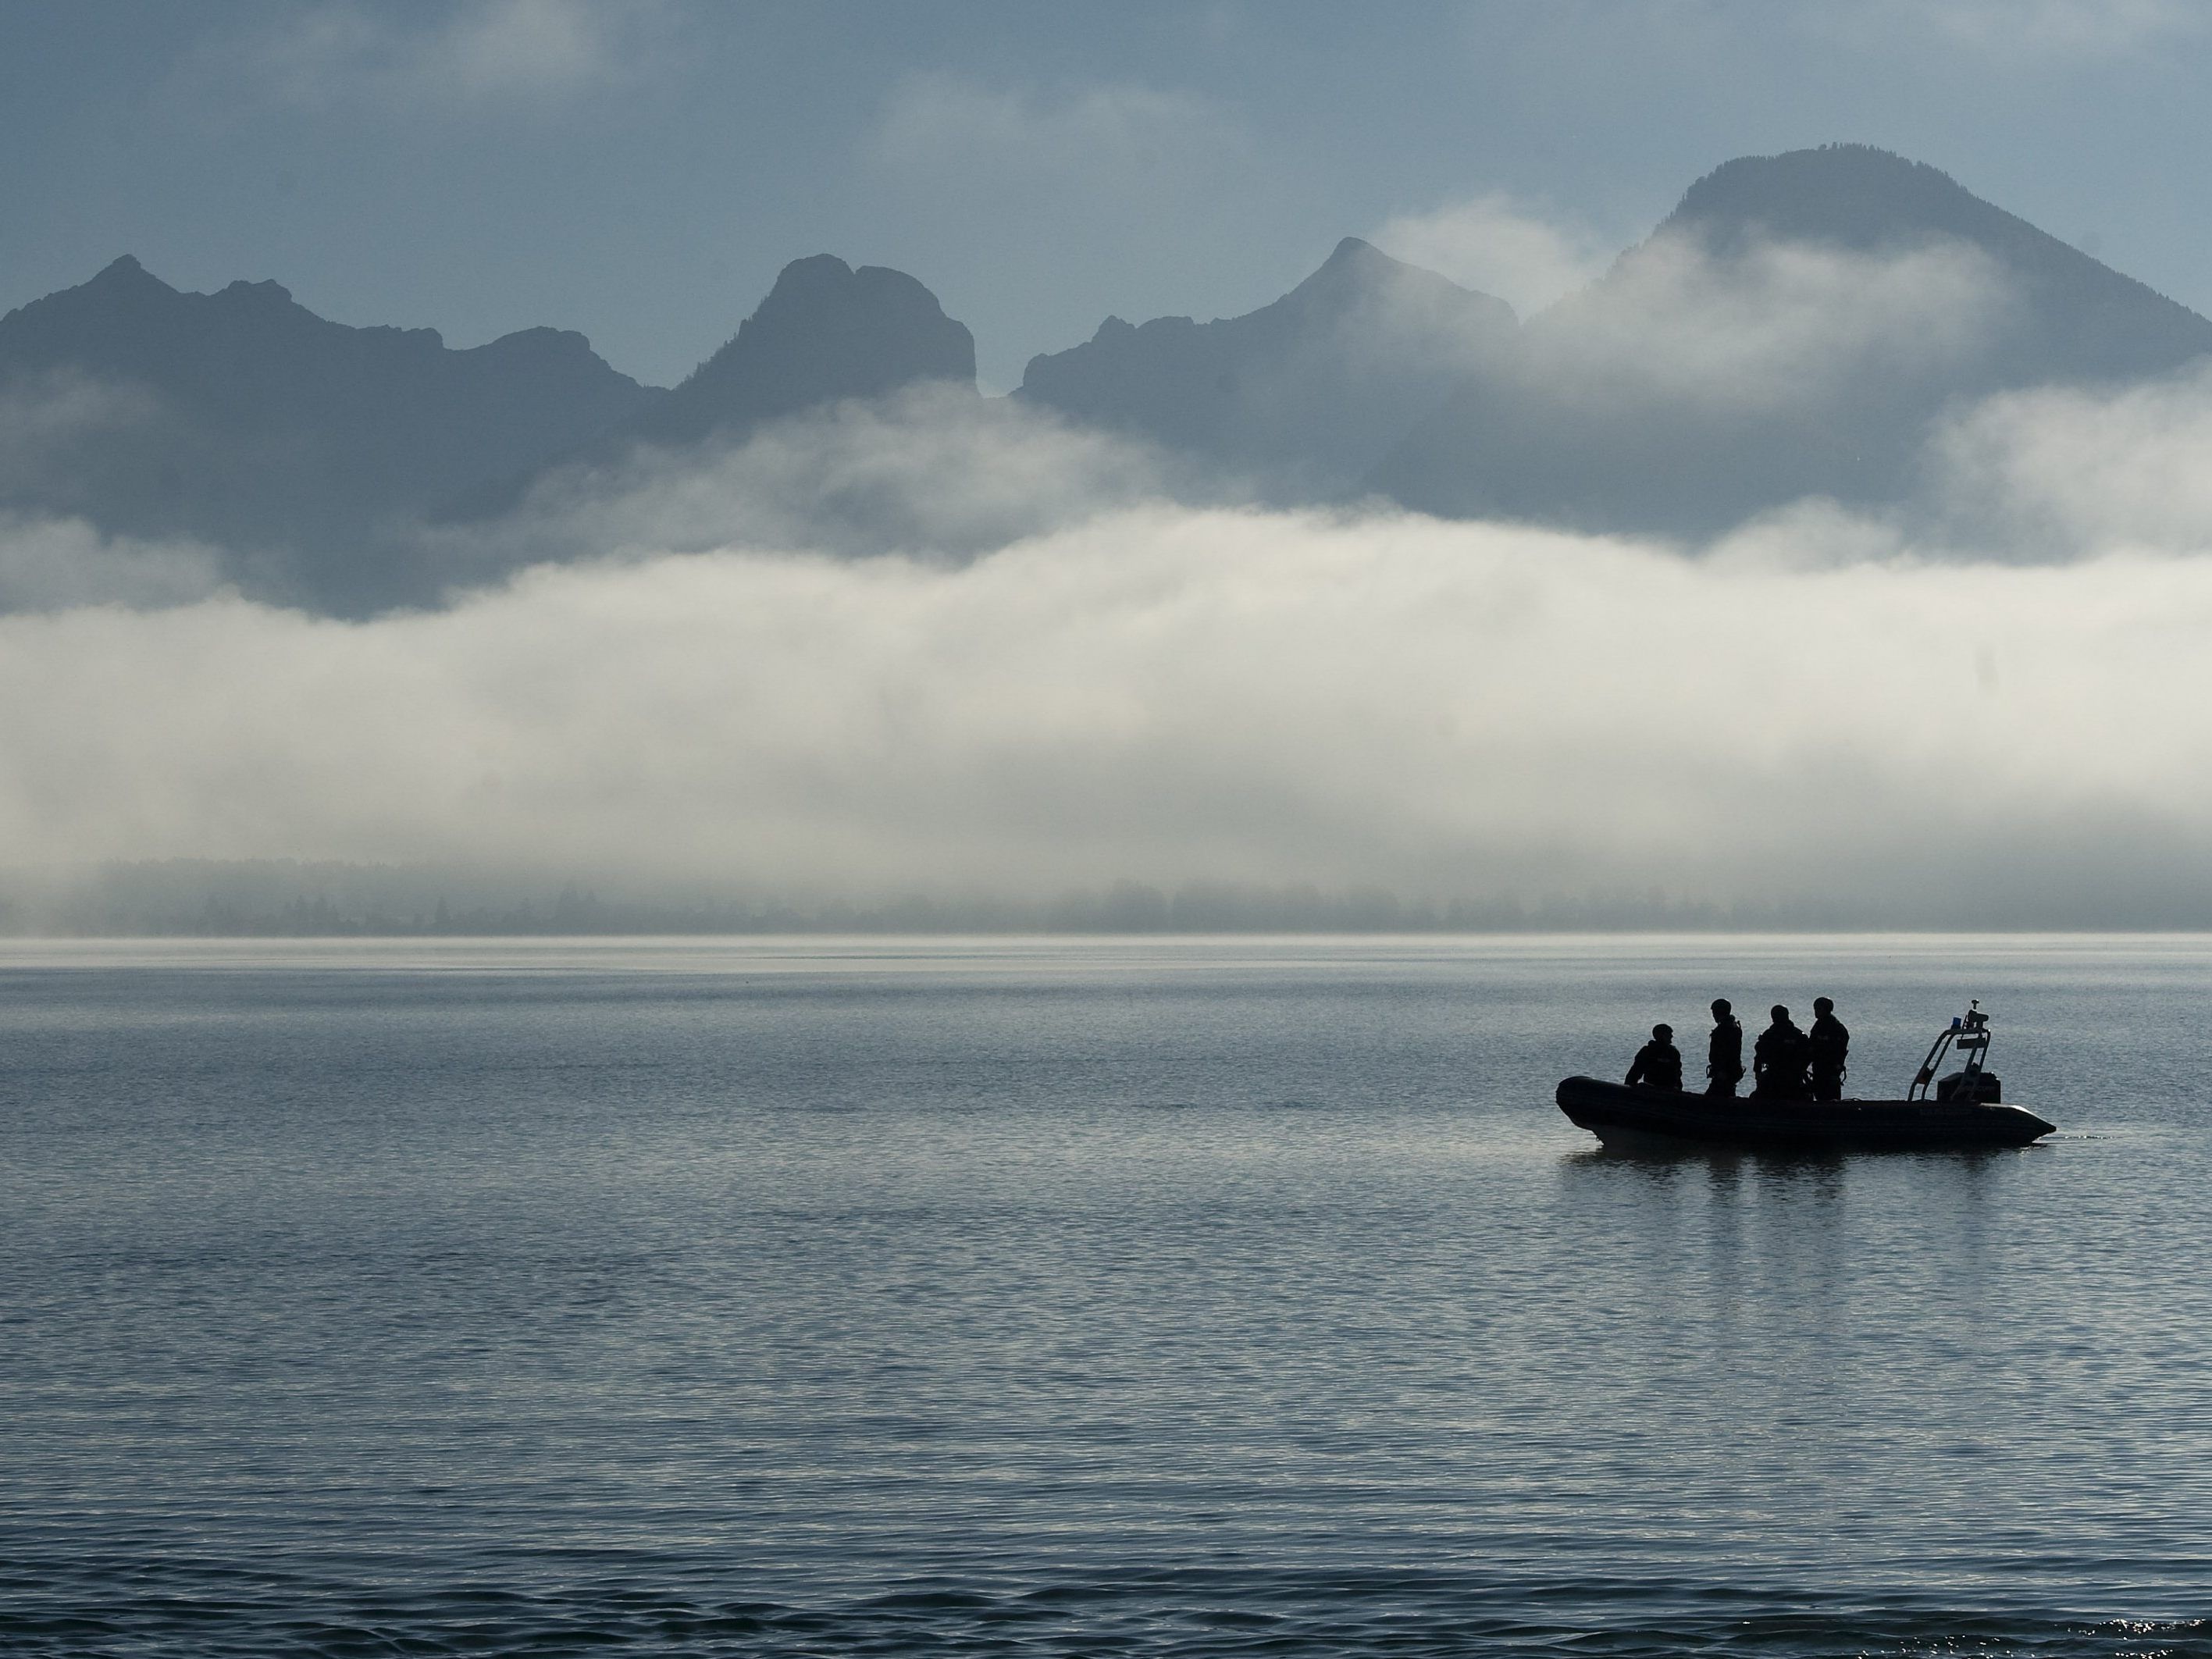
xmin=1556 ymin=1002 xmax=2057 ymax=1152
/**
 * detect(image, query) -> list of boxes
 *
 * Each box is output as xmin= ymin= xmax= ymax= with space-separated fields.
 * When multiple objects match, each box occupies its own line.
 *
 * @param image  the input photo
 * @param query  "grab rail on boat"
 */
xmin=1909 ymin=1000 xmax=1990 ymax=1102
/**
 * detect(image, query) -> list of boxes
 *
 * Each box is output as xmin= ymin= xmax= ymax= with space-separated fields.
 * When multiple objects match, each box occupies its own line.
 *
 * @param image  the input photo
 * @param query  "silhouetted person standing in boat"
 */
xmin=1808 ymin=996 xmax=1850 ymax=1102
xmin=1706 ymin=998 xmax=1744 ymax=1096
xmin=1626 ymin=1024 xmax=1683 ymax=1091
xmin=1753 ymin=1005 xmax=1811 ymax=1101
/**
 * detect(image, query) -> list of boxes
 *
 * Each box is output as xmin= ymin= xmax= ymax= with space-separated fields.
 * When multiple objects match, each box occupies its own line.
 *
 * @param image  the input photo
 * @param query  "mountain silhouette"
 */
xmin=1662 ymin=148 xmax=2211 ymax=379
xmin=453 ymin=253 xmax=980 ymax=522
xmin=12 ymin=146 xmax=2212 ymax=614
xmin=1373 ymin=144 xmax=2212 ymax=533
xmin=629 ymin=255 xmax=975 ymax=446
xmin=0 ymin=255 xmax=654 ymax=605
xmin=1018 ymin=237 xmax=1513 ymax=500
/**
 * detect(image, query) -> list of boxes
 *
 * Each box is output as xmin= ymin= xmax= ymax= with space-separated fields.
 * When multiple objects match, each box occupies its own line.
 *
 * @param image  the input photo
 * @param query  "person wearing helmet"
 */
xmin=1626 ymin=1023 xmax=1683 ymax=1091
xmin=1753 ymin=1005 xmax=1811 ymax=1101
xmin=1808 ymin=996 xmax=1850 ymax=1102
xmin=1706 ymin=998 xmax=1744 ymax=1096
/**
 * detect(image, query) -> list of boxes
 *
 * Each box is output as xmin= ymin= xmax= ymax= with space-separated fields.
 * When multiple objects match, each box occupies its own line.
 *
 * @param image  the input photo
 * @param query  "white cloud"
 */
xmin=439 ymin=0 xmax=616 ymax=95
xmin=0 ymin=379 xmax=230 ymax=607
xmin=5 ymin=501 xmax=2212 ymax=923
xmin=868 ymin=73 xmax=1251 ymax=204
xmin=447 ymin=384 xmax=1205 ymax=575
xmin=223 ymin=0 xmax=663 ymax=110
xmin=1372 ymin=192 xmax=1614 ymax=318
xmin=0 ymin=372 xmax=163 ymax=496
xmin=1831 ymin=0 xmax=2204 ymax=57
xmin=1927 ymin=361 xmax=2212 ymax=556
xmin=1704 ymin=497 xmax=1912 ymax=572
xmin=1526 ymin=230 xmax=2015 ymax=413
xmin=0 ymin=515 xmax=228 ymax=613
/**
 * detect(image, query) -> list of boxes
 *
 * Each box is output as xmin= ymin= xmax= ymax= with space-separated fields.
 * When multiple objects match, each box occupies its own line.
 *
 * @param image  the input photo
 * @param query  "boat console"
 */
xmin=1911 ymin=1001 xmax=2000 ymax=1103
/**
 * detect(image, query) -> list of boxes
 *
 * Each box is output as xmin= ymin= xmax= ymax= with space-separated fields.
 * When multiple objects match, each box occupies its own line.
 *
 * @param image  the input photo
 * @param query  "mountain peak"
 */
xmin=217 ymin=276 xmax=297 ymax=306
xmin=86 ymin=253 xmax=172 ymax=294
xmin=1293 ymin=236 xmax=1448 ymax=300
xmin=1636 ymin=141 xmax=2210 ymax=375
xmin=1663 ymin=144 xmax=2008 ymax=254
xmin=1322 ymin=235 xmax=1388 ymax=269
xmin=624 ymin=254 xmax=975 ymax=447
xmin=1019 ymin=238 xmax=1512 ymax=501
xmin=1269 ymin=237 xmax=1512 ymax=334
xmin=753 ymin=255 xmax=959 ymax=333
xmin=0 ymin=255 xmax=654 ymax=606
xmin=762 ymin=251 xmax=857 ymax=296
xmin=1378 ymin=144 xmax=2212 ymax=533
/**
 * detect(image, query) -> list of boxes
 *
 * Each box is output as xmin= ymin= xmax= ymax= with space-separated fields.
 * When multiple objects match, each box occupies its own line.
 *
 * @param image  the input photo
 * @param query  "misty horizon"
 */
xmin=10 ymin=125 xmax=2212 ymax=930
xmin=18 ymin=19 xmax=2212 ymax=1659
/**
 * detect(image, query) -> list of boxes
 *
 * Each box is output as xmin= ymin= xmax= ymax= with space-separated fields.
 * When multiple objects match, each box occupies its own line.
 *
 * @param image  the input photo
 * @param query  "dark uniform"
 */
xmin=1808 ymin=998 xmax=1849 ymax=1102
xmin=1626 ymin=1024 xmax=1683 ymax=1091
xmin=1752 ymin=1006 xmax=1811 ymax=1101
xmin=1707 ymin=999 xmax=1744 ymax=1096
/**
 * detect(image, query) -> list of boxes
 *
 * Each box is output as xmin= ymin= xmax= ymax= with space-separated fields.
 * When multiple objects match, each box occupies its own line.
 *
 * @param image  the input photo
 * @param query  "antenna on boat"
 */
xmin=1910 ymin=1000 xmax=1995 ymax=1102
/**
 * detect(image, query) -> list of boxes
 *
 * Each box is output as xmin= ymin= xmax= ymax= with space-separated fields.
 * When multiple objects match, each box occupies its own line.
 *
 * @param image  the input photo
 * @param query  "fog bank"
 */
xmin=4 ymin=501 xmax=2211 ymax=927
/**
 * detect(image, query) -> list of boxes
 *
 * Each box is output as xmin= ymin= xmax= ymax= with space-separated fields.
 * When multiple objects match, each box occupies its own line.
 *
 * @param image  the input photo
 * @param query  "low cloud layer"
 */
xmin=0 ymin=515 xmax=226 ymax=614
xmin=5 ymin=493 xmax=2212 ymax=924
xmin=451 ymin=386 xmax=1200 ymax=574
xmin=11 ymin=229 xmax=2212 ymax=925
xmin=1531 ymin=233 xmax=2014 ymax=413
xmin=1926 ymin=361 xmax=2212 ymax=557
xmin=0 ymin=372 xmax=163 ymax=498
xmin=1373 ymin=192 xmax=1615 ymax=320
xmin=1371 ymin=206 xmax=2011 ymax=418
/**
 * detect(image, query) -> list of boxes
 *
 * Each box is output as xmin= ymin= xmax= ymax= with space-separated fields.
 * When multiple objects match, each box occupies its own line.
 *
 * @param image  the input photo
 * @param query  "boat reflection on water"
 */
xmin=1557 ymin=1002 xmax=2057 ymax=1152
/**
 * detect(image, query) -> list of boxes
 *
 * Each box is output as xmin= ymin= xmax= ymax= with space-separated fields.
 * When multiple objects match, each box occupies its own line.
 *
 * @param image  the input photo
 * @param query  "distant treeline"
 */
xmin=0 ymin=861 xmax=2146 ymax=935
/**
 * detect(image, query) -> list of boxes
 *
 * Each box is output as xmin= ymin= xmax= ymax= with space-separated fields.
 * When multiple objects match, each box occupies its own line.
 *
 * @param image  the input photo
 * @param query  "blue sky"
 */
xmin=4 ymin=0 xmax=2208 ymax=388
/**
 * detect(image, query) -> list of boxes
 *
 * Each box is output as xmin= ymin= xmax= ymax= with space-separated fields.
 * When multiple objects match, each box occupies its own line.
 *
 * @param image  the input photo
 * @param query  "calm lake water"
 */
xmin=3 ymin=935 xmax=2209 ymax=1657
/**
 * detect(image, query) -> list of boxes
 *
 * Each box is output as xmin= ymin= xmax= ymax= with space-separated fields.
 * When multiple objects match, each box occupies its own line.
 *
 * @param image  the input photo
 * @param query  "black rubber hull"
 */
xmin=1556 ymin=1076 xmax=2056 ymax=1152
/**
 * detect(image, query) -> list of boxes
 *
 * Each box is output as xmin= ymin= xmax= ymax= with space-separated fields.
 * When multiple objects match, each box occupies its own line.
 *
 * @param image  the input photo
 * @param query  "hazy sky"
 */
xmin=12 ymin=351 xmax=2212 ymax=923
xmin=12 ymin=1 xmax=2212 ymax=924
xmin=6 ymin=0 xmax=2212 ymax=388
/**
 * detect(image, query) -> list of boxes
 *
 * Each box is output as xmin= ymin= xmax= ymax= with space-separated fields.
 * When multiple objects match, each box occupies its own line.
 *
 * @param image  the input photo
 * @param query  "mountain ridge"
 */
xmin=631 ymin=254 xmax=976 ymax=448
xmin=9 ymin=144 xmax=2212 ymax=612
xmin=1373 ymin=143 xmax=2212 ymax=532
xmin=1017 ymin=236 xmax=1514 ymax=500
xmin=0 ymin=253 xmax=657 ymax=607
xmin=444 ymin=252 xmax=981 ymax=525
